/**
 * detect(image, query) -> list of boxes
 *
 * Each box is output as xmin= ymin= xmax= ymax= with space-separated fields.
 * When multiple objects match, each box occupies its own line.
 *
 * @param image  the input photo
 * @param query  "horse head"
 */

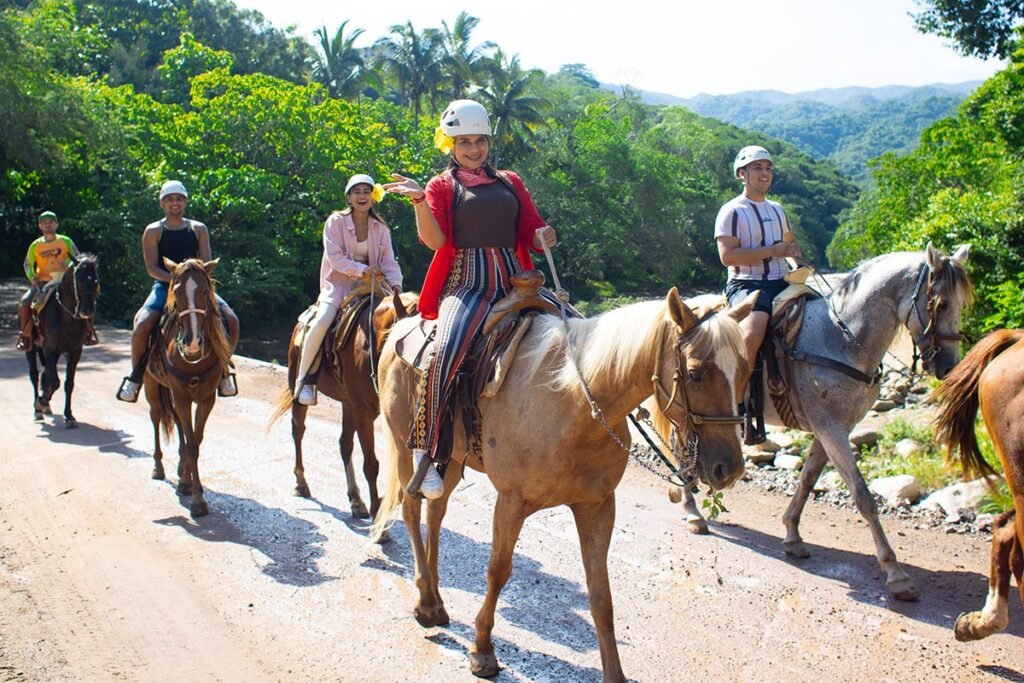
xmin=906 ymin=243 xmax=973 ymax=379
xmin=165 ymin=257 xmax=219 ymax=364
xmin=63 ymin=254 xmax=100 ymax=319
xmin=655 ymin=288 xmax=757 ymax=491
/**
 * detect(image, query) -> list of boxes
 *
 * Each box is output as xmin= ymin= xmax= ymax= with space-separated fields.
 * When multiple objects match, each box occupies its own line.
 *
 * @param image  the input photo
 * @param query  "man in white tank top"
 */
xmin=714 ymin=146 xmax=803 ymax=441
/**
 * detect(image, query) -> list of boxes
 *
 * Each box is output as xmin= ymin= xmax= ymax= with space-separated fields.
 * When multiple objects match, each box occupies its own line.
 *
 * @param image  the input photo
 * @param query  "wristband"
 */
xmin=411 ymin=194 xmax=426 ymax=205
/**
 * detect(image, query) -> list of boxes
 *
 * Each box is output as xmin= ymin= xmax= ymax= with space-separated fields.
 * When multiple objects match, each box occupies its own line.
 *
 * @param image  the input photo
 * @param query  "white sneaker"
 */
xmin=413 ymin=449 xmax=444 ymax=500
xmin=296 ymin=383 xmax=317 ymax=406
xmin=117 ymin=378 xmax=141 ymax=403
xmin=218 ymin=374 xmax=238 ymax=397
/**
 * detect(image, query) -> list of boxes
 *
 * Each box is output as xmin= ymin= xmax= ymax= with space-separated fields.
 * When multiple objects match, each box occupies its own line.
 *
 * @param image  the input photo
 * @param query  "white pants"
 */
xmin=295 ymin=300 xmax=339 ymax=386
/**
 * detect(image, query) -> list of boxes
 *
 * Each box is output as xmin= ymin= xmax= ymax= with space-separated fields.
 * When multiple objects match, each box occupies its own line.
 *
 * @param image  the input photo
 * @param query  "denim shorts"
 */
xmin=143 ymin=281 xmax=228 ymax=312
xmin=724 ymin=278 xmax=789 ymax=315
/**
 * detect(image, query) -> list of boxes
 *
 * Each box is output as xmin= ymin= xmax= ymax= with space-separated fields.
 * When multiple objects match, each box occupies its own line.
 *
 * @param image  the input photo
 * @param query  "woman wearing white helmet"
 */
xmin=714 ymin=145 xmax=802 ymax=443
xmin=292 ymin=173 xmax=404 ymax=405
xmin=384 ymin=99 xmax=560 ymax=499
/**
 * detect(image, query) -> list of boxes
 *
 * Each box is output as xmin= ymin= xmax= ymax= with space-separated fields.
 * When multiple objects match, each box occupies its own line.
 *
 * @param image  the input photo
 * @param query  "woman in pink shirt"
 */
xmin=293 ymin=174 xmax=403 ymax=405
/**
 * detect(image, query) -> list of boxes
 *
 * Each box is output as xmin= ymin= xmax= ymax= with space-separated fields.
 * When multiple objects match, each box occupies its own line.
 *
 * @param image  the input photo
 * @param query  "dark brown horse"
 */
xmin=933 ymin=328 xmax=1024 ymax=641
xmin=27 ymin=254 xmax=100 ymax=427
xmin=269 ymin=287 xmax=418 ymax=518
xmin=144 ymin=258 xmax=233 ymax=517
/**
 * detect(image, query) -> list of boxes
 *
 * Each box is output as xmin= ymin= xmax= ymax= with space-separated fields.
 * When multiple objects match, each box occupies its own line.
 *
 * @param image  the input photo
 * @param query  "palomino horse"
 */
xmin=27 ymin=254 xmax=100 ymax=427
xmin=143 ymin=258 xmax=233 ymax=518
xmin=268 ymin=287 xmax=418 ymax=517
xmin=933 ymin=328 xmax=1024 ymax=641
xmin=681 ymin=244 xmax=972 ymax=601
xmin=371 ymin=289 xmax=757 ymax=681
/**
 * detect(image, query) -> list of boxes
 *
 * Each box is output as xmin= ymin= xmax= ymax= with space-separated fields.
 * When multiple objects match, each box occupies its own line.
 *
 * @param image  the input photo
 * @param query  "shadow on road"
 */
xmin=709 ymin=520 xmax=1024 ymax=636
xmin=153 ymin=489 xmax=335 ymax=588
xmin=36 ymin=417 xmax=150 ymax=458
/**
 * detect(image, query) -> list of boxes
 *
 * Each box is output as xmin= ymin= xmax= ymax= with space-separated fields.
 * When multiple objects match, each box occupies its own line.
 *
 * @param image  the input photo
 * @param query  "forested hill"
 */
xmin=677 ymin=84 xmax=977 ymax=184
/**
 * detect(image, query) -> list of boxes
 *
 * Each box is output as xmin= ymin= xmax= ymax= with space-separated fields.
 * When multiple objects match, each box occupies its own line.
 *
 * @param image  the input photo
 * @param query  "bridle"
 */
xmin=904 ymin=262 xmax=964 ymax=371
xmin=648 ymin=312 xmax=744 ymax=482
xmin=55 ymin=259 xmax=94 ymax=320
xmin=169 ymin=270 xmax=214 ymax=365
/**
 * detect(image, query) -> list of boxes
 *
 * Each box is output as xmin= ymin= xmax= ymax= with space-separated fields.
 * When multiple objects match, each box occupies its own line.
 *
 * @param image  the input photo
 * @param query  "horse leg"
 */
xmin=353 ymin=410 xmax=381 ymax=519
xmin=171 ymin=397 xmax=194 ymax=497
xmin=62 ymin=348 xmax=82 ymax=428
xmin=145 ymin=381 xmax=165 ymax=480
xmin=570 ymin=495 xmax=626 ymax=683
xmin=339 ymin=409 xmax=369 ymax=518
xmin=403 ymin=452 xmax=452 ymax=628
xmin=680 ymin=486 xmax=709 ymax=535
xmin=291 ymin=402 xmax=311 ymax=497
xmin=819 ymin=429 xmax=919 ymax=601
xmin=782 ymin=437 xmax=829 ymax=559
xmin=955 ymin=511 xmax=1017 ymax=640
xmin=469 ymin=491 xmax=528 ymax=679
xmin=27 ymin=350 xmax=43 ymax=421
xmin=187 ymin=399 xmax=215 ymax=518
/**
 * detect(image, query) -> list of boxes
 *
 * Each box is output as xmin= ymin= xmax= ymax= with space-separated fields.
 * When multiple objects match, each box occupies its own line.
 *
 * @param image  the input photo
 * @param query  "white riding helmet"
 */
xmin=439 ymin=99 xmax=491 ymax=137
xmin=345 ymin=173 xmax=375 ymax=195
xmin=733 ymin=145 xmax=773 ymax=177
xmin=159 ymin=180 xmax=189 ymax=200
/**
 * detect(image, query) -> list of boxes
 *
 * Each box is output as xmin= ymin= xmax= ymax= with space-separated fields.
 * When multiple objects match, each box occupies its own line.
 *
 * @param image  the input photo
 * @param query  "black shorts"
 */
xmin=724 ymin=278 xmax=789 ymax=315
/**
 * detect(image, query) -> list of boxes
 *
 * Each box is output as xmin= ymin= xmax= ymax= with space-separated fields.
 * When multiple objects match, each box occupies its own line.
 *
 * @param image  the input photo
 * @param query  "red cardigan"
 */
xmin=418 ymin=170 xmax=544 ymax=319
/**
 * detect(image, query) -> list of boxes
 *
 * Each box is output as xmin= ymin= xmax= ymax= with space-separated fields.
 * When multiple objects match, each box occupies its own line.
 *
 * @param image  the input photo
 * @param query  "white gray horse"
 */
xmin=681 ymin=244 xmax=972 ymax=601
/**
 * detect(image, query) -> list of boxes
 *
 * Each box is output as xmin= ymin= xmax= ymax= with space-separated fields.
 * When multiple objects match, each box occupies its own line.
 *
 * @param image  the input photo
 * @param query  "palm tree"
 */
xmin=373 ymin=21 xmax=442 ymax=127
xmin=477 ymin=50 xmax=549 ymax=165
xmin=439 ymin=12 xmax=494 ymax=100
xmin=310 ymin=21 xmax=371 ymax=99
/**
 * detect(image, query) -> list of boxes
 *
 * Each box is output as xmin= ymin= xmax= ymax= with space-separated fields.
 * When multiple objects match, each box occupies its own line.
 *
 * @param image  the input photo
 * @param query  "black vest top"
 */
xmin=158 ymin=220 xmax=200 ymax=264
xmin=452 ymin=181 xmax=518 ymax=249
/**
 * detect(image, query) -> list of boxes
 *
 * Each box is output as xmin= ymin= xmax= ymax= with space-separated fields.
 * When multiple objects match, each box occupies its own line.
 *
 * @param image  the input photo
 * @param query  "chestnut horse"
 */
xmin=144 ymin=258 xmax=233 ymax=518
xmin=371 ymin=289 xmax=756 ymax=681
xmin=933 ymin=328 xmax=1024 ymax=641
xmin=27 ymin=254 xmax=100 ymax=427
xmin=269 ymin=288 xmax=418 ymax=518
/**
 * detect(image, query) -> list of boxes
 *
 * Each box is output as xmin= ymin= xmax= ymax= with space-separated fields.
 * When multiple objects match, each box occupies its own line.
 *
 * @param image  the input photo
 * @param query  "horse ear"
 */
xmin=391 ymin=290 xmax=409 ymax=320
xmin=203 ymin=258 xmax=219 ymax=274
xmin=925 ymin=241 xmax=942 ymax=272
xmin=162 ymin=257 xmax=179 ymax=272
xmin=726 ymin=291 xmax=759 ymax=323
xmin=951 ymin=244 xmax=971 ymax=265
xmin=666 ymin=287 xmax=699 ymax=331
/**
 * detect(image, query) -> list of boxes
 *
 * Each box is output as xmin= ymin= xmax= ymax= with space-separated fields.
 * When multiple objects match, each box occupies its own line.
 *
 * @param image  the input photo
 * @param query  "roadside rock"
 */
xmin=849 ymin=428 xmax=879 ymax=449
xmin=917 ymin=478 xmax=993 ymax=515
xmin=894 ymin=438 xmax=921 ymax=458
xmin=869 ymin=474 xmax=921 ymax=506
xmin=774 ymin=454 xmax=803 ymax=471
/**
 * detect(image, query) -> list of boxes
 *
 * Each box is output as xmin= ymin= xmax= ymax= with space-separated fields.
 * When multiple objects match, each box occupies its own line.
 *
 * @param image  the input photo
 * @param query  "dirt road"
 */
xmin=0 ymin=323 xmax=1021 ymax=682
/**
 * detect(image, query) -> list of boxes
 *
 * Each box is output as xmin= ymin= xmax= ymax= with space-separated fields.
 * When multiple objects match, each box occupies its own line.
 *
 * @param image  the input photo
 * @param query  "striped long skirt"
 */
xmin=409 ymin=247 xmax=522 ymax=459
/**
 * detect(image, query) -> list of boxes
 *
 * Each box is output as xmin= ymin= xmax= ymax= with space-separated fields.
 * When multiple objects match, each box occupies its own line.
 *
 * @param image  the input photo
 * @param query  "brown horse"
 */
xmin=269 ymin=288 xmax=418 ymax=518
xmin=27 ymin=254 xmax=100 ymax=427
xmin=371 ymin=289 xmax=757 ymax=681
xmin=933 ymin=328 xmax=1024 ymax=641
xmin=144 ymin=258 xmax=233 ymax=518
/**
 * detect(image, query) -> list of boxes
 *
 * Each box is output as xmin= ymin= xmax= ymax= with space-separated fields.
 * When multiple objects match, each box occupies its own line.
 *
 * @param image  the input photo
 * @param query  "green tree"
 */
xmin=157 ymin=32 xmax=232 ymax=104
xmin=477 ymin=50 xmax=548 ymax=165
xmin=310 ymin=20 xmax=371 ymax=99
xmin=912 ymin=0 xmax=1024 ymax=58
xmin=438 ymin=12 xmax=494 ymax=100
xmin=373 ymin=21 xmax=441 ymax=127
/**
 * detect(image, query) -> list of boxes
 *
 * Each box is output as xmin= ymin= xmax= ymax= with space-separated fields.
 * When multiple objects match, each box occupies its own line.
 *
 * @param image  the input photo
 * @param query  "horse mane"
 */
xmin=169 ymin=259 xmax=232 ymax=366
xmin=830 ymin=249 xmax=974 ymax=312
xmin=933 ymin=328 xmax=1023 ymax=480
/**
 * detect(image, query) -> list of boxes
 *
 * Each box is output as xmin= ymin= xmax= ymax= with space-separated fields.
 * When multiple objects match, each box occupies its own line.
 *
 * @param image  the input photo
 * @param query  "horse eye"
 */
xmin=687 ymin=367 xmax=705 ymax=382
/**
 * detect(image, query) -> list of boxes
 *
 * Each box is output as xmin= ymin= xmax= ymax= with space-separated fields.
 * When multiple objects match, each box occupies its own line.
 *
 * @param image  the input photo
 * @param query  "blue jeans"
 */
xmin=143 ymin=281 xmax=228 ymax=311
xmin=724 ymin=278 xmax=789 ymax=315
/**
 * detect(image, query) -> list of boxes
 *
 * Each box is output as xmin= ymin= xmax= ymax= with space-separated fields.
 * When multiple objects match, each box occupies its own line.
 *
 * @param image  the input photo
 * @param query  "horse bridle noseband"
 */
xmin=170 ymin=276 xmax=214 ymax=365
xmin=904 ymin=262 xmax=964 ymax=370
xmin=649 ymin=312 xmax=744 ymax=480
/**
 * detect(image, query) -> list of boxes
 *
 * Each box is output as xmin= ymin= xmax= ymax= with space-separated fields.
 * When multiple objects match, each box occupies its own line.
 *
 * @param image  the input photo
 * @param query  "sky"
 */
xmin=234 ymin=0 xmax=1005 ymax=98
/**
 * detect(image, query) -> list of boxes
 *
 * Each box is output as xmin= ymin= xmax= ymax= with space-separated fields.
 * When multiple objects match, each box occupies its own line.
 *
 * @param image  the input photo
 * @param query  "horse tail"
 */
xmin=266 ymin=387 xmax=294 ymax=433
xmin=933 ymin=329 xmax=1024 ymax=480
xmin=156 ymin=385 xmax=175 ymax=441
xmin=369 ymin=436 xmax=404 ymax=543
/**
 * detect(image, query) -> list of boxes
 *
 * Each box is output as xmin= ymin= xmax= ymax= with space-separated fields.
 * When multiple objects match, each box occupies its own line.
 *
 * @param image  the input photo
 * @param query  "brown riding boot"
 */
xmin=16 ymin=305 xmax=33 ymax=351
xmin=84 ymin=319 xmax=99 ymax=346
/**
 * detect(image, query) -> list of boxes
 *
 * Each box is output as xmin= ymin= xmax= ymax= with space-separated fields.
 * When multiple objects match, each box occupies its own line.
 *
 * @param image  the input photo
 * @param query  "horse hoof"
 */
xmin=953 ymin=612 xmax=986 ymax=641
xmin=65 ymin=418 xmax=78 ymax=429
xmin=687 ymin=519 xmax=709 ymax=535
xmin=413 ymin=605 xmax=450 ymax=628
xmin=177 ymin=483 xmax=193 ymax=496
xmin=190 ymin=501 xmax=209 ymax=518
xmin=351 ymin=502 xmax=371 ymax=519
xmin=34 ymin=411 xmax=44 ymax=422
xmin=43 ymin=405 xmax=53 ymax=416
xmin=294 ymin=484 xmax=311 ymax=498
xmin=152 ymin=468 xmax=165 ymax=480
xmin=889 ymin=579 xmax=920 ymax=602
xmin=469 ymin=651 xmax=500 ymax=679
xmin=783 ymin=541 xmax=812 ymax=559
xmin=374 ymin=529 xmax=391 ymax=545
xmin=668 ymin=486 xmax=682 ymax=504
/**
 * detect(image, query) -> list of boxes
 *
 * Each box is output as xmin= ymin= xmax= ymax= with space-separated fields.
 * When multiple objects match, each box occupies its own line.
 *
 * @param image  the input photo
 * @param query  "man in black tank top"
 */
xmin=116 ymin=181 xmax=240 ymax=402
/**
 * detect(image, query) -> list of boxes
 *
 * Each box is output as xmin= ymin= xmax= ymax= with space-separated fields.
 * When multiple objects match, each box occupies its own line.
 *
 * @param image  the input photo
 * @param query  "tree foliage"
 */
xmin=912 ymin=0 xmax=1024 ymax=59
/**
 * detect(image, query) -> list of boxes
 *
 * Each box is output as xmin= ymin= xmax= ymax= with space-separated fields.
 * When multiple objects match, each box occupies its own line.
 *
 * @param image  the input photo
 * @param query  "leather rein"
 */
xmin=54 ymin=260 xmax=94 ymax=320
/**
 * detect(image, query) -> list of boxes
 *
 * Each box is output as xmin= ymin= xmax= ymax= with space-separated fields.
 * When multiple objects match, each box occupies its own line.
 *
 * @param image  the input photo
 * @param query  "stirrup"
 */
xmin=295 ymin=383 xmax=317 ymax=406
xmin=218 ymin=372 xmax=238 ymax=397
xmin=407 ymin=450 xmax=444 ymax=500
xmin=16 ymin=335 xmax=32 ymax=351
xmin=117 ymin=377 xmax=141 ymax=403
